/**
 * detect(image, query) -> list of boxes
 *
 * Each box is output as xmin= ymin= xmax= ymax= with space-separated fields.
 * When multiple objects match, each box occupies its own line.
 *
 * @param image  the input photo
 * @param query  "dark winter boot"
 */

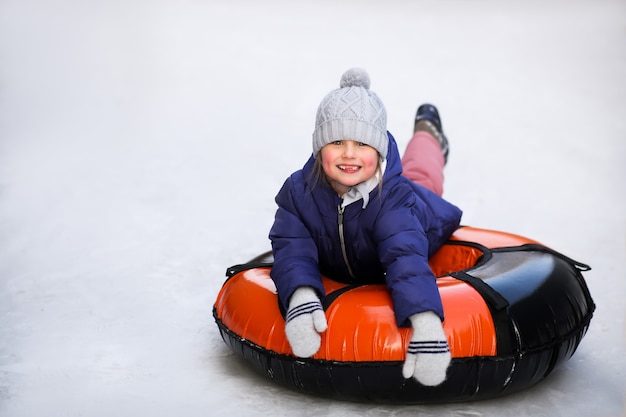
xmin=413 ymin=103 xmax=449 ymax=164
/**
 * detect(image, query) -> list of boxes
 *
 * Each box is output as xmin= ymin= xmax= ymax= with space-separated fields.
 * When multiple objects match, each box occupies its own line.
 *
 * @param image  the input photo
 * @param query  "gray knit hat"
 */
xmin=312 ymin=68 xmax=388 ymax=159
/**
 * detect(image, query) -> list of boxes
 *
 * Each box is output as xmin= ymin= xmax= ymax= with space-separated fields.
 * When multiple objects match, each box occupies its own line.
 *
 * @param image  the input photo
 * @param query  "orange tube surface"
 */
xmin=214 ymin=227 xmax=540 ymax=361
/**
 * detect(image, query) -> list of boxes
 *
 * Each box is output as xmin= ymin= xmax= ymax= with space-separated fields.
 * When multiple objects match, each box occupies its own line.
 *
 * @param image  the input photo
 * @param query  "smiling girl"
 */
xmin=269 ymin=68 xmax=462 ymax=386
xmin=321 ymin=139 xmax=379 ymax=195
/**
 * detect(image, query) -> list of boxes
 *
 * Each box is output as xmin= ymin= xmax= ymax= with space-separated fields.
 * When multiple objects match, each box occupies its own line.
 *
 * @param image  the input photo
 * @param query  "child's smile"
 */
xmin=337 ymin=164 xmax=361 ymax=173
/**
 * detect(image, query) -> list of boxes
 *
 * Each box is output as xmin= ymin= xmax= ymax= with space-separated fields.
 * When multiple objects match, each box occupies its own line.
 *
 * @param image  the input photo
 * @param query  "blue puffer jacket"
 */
xmin=269 ymin=132 xmax=462 ymax=327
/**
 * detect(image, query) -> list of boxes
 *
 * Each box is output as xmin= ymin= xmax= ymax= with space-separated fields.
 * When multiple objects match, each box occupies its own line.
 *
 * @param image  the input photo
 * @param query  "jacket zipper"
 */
xmin=337 ymin=204 xmax=356 ymax=280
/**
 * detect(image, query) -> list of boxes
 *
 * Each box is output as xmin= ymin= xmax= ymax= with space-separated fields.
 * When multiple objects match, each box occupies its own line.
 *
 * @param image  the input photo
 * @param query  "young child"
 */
xmin=269 ymin=68 xmax=462 ymax=387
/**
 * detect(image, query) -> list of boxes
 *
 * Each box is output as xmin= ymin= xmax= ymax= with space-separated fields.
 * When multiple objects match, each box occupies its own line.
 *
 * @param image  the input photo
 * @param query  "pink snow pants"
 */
xmin=401 ymin=131 xmax=445 ymax=196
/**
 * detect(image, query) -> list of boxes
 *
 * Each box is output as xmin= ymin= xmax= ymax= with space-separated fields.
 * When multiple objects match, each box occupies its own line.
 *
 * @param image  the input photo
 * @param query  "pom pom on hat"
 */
xmin=339 ymin=67 xmax=371 ymax=89
xmin=312 ymin=68 xmax=388 ymax=159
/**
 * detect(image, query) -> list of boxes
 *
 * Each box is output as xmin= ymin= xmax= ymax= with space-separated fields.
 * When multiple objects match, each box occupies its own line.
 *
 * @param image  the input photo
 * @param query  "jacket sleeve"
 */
xmin=269 ymin=176 xmax=326 ymax=312
xmin=374 ymin=186 xmax=446 ymax=327
xmin=410 ymin=183 xmax=463 ymax=257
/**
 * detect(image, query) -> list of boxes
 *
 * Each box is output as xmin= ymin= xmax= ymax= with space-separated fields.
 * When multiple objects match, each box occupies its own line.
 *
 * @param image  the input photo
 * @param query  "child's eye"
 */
xmin=357 ymin=142 xmax=366 ymax=146
xmin=332 ymin=140 xmax=343 ymax=145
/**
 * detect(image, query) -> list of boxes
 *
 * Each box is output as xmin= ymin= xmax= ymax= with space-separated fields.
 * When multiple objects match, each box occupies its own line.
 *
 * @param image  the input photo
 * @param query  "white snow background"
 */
xmin=1 ymin=0 xmax=625 ymax=416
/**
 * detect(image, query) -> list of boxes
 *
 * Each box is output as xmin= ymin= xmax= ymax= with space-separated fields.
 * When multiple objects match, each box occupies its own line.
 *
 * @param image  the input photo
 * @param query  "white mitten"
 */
xmin=284 ymin=287 xmax=328 ymax=357
xmin=402 ymin=311 xmax=451 ymax=386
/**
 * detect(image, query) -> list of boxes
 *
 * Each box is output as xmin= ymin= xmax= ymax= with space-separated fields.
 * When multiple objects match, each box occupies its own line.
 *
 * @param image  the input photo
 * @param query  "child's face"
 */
xmin=320 ymin=140 xmax=379 ymax=195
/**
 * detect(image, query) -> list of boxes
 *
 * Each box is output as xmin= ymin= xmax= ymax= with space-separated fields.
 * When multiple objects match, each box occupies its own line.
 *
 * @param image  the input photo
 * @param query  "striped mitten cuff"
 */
xmin=402 ymin=311 xmax=451 ymax=386
xmin=284 ymin=287 xmax=328 ymax=358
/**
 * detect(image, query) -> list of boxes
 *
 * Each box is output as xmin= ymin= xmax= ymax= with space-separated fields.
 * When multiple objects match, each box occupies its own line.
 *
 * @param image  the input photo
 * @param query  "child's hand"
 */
xmin=284 ymin=286 xmax=328 ymax=357
xmin=402 ymin=311 xmax=451 ymax=386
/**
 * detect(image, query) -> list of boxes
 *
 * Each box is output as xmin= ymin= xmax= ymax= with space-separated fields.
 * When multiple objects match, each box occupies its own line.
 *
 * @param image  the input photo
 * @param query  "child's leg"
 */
xmin=401 ymin=131 xmax=445 ymax=196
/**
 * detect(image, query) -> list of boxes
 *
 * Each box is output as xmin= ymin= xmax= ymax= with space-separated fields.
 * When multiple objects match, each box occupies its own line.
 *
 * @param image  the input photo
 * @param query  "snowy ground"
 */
xmin=1 ymin=0 xmax=625 ymax=416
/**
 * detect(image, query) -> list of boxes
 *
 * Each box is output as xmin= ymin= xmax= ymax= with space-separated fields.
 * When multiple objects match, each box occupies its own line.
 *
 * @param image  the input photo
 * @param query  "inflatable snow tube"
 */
xmin=213 ymin=226 xmax=594 ymax=403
